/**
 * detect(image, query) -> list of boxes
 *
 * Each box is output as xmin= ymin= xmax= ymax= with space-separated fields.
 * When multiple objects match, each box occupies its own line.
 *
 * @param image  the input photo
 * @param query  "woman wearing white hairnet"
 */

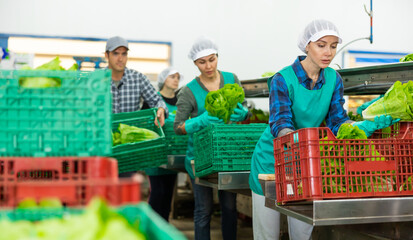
xmin=249 ymin=19 xmax=398 ymax=240
xmin=174 ymin=37 xmax=249 ymax=240
xmin=145 ymin=67 xmax=182 ymax=222
xmin=157 ymin=67 xmax=182 ymax=121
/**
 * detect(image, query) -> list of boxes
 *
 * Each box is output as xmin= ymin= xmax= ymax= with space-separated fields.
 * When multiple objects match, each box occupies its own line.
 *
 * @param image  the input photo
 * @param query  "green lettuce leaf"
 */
xmin=205 ymin=91 xmax=230 ymax=123
xmin=337 ymin=123 xmax=367 ymax=140
xmin=117 ymin=123 xmax=159 ymax=144
xmin=261 ymin=72 xmax=276 ymax=77
xmin=400 ymin=53 xmax=413 ymax=62
xmin=19 ymin=57 xmax=78 ymax=88
xmin=362 ymin=81 xmax=413 ymax=121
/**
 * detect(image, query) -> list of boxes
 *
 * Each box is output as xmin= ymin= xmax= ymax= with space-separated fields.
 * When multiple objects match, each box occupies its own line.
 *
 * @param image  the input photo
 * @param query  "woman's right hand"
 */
xmin=198 ymin=111 xmax=224 ymax=127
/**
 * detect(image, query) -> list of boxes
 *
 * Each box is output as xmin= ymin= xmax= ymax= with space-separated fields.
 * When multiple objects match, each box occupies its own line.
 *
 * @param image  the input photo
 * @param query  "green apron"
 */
xmin=145 ymin=92 xmax=178 ymax=176
xmin=185 ymin=71 xmax=235 ymax=179
xmin=249 ymin=66 xmax=337 ymax=195
xmin=165 ymin=101 xmax=177 ymax=123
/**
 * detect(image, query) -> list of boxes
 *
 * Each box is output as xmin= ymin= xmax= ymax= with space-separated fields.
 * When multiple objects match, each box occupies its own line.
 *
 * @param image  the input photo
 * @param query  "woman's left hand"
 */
xmin=230 ymin=103 xmax=248 ymax=122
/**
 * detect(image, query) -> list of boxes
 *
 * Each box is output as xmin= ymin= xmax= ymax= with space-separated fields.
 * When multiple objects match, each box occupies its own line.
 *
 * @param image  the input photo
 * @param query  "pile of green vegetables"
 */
xmin=19 ymin=57 xmax=78 ymax=88
xmin=261 ymin=72 xmax=276 ymax=78
xmin=362 ymin=81 xmax=413 ymax=121
xmin=205 ymin=83 xmax=245 ymax=123
xmin=0 ymin=198 xmax=145 ymax=240
xmin=319 ymin=123 xmax=393 ymax=194
xmin=112 ymin=123 xmax=160 ymax=146
xmin=249 ymin=108 xmax=269 ymax=123
xmin=18 ymin=197 xmax=62 ymax=209
xmin=400 ymin=53 xmax=413 ymax=62
xmin=347 ymin=111 xmax=363 ymax=121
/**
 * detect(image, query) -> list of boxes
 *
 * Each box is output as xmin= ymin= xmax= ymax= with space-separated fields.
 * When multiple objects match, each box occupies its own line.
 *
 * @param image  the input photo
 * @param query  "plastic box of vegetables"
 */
xmin=274 ymin=126 xmax=413 ymax=205
xmin=0 ymin=201 xmax=186 ymax=240
xmin=162 ymin=122 xmax=188 ymax=155
xmin=0 ymin=69 xmax=112 ymax=157
xmin=111 ymin=109 xmax=167 ymax=173
xmin=193 ymin=123 xmax=268 ymax=177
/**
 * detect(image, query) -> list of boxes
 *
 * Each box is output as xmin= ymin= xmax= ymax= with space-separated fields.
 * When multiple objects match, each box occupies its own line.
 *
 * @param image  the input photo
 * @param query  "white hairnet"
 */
xmin=297 ymin=19 xmax=342 ymax=53
xmin=188 ymin=36 xmax=218 ymax=61
xmin=158 ymin=67 xmax=181 ymax=90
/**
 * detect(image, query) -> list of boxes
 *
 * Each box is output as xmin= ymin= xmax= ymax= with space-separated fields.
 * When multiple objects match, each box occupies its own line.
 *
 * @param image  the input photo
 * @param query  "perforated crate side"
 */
xmin=0 ymin=156 xmax=118 ymax=182
xmin=111 ymin=109 xmax=167 ymax=172
xmin=0 ymin=69 xmax=112 ymax=157
xmin=194 ymin=124 xmax=267 ymax=177
xmin=163 ymin=122 xmax=188 ymax=155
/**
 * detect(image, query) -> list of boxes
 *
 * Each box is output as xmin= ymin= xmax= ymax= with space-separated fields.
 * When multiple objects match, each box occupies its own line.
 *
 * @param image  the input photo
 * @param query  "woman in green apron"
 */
xmin=145 ymin=67 xmax=182 ymax=221
xmin=249 ymin=19 xmax=398 ymax=240
xmin=174 ymin=36 xmax=249 ymax=240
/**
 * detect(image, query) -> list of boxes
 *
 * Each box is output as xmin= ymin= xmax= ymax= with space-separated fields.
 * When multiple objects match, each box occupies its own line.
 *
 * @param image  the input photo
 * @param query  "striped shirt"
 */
xmin=111 ymin=67 xmax=167 ymax=114
xmin=270 ymin=56 xmax=351 ymax=137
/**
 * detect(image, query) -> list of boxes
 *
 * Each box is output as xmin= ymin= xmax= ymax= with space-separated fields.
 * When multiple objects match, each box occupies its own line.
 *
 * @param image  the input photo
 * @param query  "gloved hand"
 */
xmin=230 ymin=103 xmax=249 ymax=122
xmin=184 ymin=111 xmax=223 ymax=134
xmin=353 ymin=115 xmax=400 ymax=137
xmin=357 ymin=95 xmax=384 ymax=115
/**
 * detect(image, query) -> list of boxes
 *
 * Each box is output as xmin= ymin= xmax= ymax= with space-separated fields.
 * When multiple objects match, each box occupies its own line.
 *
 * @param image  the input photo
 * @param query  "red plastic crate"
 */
xmin=371 ymin=121 xmax=413 ymax=139
xmin=0 ymin=177 xmax=141 ymax=207
xmin=0 ymin=157 xmax=118 ymax=182
xmin=274 ymin=127 xmax=413 ymax=205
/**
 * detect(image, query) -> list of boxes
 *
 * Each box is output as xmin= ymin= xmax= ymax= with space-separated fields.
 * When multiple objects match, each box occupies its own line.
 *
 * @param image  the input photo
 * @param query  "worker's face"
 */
xmin=163 ymin=73 xmax=180 ymax=90
xmin=305 ymin=36 xmax=338 ymax=69
xmin=194 ymin=54 xmax=218 ymax=78
xmin=105 ymin=47 xmax=128 ymax=73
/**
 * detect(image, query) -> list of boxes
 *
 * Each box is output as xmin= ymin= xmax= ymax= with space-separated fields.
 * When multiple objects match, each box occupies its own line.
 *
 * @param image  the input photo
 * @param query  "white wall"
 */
xmin=1 ymin=0 xmax=412 ymax=89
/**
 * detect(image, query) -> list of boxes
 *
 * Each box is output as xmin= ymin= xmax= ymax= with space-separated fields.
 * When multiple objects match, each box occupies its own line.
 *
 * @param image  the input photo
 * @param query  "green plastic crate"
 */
xmin=0 ymin=69 xmax=112 ymax=157
xmin=163 ymin=122 xmax=188 ymax=155
xmin=193 ymin=123 xmax=268 ymax=177
xmin=0 ymin=203 xmax=187 ymax=240
xmin=111 ymin=109 xmax=167 ymax=173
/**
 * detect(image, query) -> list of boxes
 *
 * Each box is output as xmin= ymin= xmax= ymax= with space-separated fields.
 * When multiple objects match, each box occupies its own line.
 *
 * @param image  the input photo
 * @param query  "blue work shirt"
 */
xmin=269 ymin=56 xmax=349 ymax=137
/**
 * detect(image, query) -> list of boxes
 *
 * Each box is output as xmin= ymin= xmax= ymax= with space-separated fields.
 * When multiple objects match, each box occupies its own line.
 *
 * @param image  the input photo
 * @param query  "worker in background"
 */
xmin=145 ymin=67 xmax=183 ymax=221
xmin=249 ymin=19 xmax=399 ymax=240
xmin=174 ymin=36 xmax=249 ymax=240
xmin=105 ymin=36 xmax=168 ymax=178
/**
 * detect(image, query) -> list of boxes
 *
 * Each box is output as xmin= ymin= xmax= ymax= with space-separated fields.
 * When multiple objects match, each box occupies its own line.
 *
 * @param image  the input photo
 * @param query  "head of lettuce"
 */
xmin=362 ymin=81 xmax=413 ymax=121
xmin=204 ymin=83 xmax=245 ymax=123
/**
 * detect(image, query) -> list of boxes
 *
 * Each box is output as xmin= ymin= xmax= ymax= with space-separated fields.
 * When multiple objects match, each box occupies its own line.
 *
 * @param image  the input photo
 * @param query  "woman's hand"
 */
xmin=230 ymin=103 xmax=248 ymax=122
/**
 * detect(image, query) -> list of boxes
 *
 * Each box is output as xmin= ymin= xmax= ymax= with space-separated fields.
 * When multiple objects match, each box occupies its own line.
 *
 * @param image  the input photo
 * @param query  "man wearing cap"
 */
xmin=105 ymin=36 xmax=168 ymax=125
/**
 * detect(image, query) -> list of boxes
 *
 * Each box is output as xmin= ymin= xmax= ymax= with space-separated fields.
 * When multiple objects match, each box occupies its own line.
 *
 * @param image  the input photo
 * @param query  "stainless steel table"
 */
xmin=260 ymin=178 xmax=413 ymax=239
xmin=159 ymin=155 xmax=186 ymax=172
xmin=195 ymin=171 xmax=251 ymax=195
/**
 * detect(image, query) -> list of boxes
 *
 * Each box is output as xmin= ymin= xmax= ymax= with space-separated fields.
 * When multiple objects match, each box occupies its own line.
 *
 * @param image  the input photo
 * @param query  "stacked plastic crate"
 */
xmin=0 ymin=69 xmax=140 ymax=207
xmin=0 ymin=69 xmax=188 ymax=239
xmin=274 ymin=122 xmax=413 ymax=205
xmin=193 ymin=123 xmax=268 ymax=177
